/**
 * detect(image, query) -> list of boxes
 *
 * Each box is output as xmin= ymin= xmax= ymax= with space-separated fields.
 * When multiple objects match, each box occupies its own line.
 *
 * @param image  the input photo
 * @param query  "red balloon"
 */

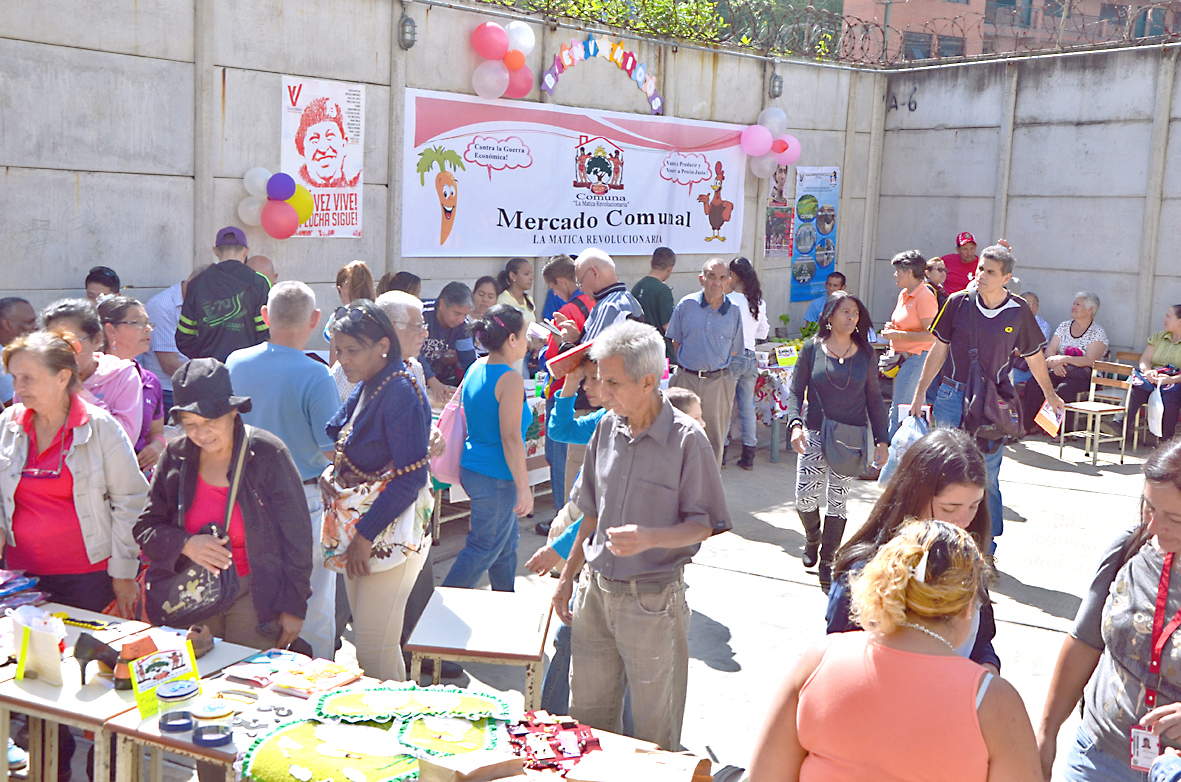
xmin=261 ymin=200 xmax=299 ymax=239
xmin=503 ymin=49 xmax=526 ymax=71
xmin=505 ymin=66 xmax=533 ymax=99
xmin=472 ymin=22 xmax=509 ymax=60
xmin=771 ymin=139 xmax=788 ymax=154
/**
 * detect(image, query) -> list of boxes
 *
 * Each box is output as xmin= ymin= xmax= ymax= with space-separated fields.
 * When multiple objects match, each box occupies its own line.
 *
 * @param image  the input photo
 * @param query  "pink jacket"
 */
xmin=82 ymin=353 xmax=143 ymax=446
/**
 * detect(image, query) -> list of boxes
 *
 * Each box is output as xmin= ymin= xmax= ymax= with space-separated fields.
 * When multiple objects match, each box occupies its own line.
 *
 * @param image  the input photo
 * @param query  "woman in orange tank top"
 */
xmin=750 ymin=520 xmax=1042 ymax=782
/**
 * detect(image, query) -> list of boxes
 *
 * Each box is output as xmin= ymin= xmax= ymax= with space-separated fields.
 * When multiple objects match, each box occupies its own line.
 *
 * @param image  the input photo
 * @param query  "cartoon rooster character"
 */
xmin=696 ymin=161 xmax=734 ymax=242
xmin=416 ymin=146 xmax=465 ymax=245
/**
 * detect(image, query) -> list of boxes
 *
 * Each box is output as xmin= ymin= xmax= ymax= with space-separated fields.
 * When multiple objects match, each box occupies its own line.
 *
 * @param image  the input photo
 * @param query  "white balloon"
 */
xmin=243 ymin=167 xmax=272 ymax=198
xmin=472 ymin=60 xmax=510 ymax=100
xmin=757 ymin=107 xmax=789 ymax=139
xmin=750 ymin=152 xmax=778 ymax=179
xmin=238 ymin=196 xmax=266 ymax=227
xmin=506 ymin=21 xmax=536 ymax=56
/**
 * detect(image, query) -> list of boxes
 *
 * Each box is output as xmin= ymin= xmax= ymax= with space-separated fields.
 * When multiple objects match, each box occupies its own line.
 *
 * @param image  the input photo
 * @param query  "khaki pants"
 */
xmin=565 ymin=442 xmax=588 ymax=503
xmin=669 ymin=369 xmax=736 ymax=467
xmin=344 ymin=545 xmax=428 ymax=681
xmin=204 ymin=573 xmax=281 ymax=651
xmin=569 ymin=570 xmax=690 ymax=751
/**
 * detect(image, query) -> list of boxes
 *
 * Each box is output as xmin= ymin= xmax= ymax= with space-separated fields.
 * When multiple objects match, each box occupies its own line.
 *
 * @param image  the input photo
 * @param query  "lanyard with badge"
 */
xmin=1132 ymin=551 xmax=1181 ymax=770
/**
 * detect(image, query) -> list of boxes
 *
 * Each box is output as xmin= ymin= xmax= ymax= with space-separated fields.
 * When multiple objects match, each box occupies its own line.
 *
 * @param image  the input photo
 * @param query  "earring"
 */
xmin=382 ymin=353 xmax=388 ymax=358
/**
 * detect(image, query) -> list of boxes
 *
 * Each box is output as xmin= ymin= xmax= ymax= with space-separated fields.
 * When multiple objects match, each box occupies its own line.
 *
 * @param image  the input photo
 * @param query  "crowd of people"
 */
xmin=4 ymin=221 xmax=1181 ymax=782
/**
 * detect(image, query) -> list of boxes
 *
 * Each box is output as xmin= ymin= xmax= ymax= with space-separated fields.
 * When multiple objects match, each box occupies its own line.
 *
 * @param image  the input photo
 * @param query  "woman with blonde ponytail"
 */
xmin=750 ymin=519 xmax=1041 ymax=782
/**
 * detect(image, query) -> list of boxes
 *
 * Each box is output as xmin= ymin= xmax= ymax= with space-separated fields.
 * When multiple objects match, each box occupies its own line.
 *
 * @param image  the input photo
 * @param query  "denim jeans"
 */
xmin=442 ymin=467 xmax=520 ymax=591
xmin=1064 ymin=726 xmax=1147 ymax=782
xmin=729 ymin=350 xmax=759 ymax=447
xmin=888 ymin=351 xmax=927 ymax=439
xmin=932 ymin=382 xmax=1004 ymax=547
xmin=545 ymin=394 xmax=568 ymax=510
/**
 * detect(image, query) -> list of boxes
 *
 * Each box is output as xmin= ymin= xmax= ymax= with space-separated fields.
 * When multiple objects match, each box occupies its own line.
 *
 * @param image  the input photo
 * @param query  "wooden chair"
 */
xmin=1058 ymin=361 xmax=1134 ymax=465
xmin=1114 ymin=350 xmax=1151 ymax=448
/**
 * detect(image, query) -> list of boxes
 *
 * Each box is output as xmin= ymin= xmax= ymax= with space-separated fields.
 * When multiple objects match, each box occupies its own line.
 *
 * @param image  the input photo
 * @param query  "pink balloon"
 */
xmin=261 ymin=200 xmax=299 ymax=239
xmin=505 ymin=65 xmax=533 ymax=99
xmin=740 ymin=125 xmax=773 ymax=157
xmin=775 ymin=134 xmax=802 ymax=166
xmin=472 ymin=22 xmax=509 ymax=60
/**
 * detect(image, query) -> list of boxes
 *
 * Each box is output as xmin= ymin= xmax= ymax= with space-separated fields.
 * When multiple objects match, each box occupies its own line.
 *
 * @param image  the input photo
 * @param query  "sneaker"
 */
xmin=8 ymin=738 xmax=27 ymax=770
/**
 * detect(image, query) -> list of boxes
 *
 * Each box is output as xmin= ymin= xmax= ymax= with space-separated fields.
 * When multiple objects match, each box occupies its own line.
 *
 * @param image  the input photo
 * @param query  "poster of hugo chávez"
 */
xmin=790 ymin=167 xmax=840 ymax=301
xmin=281 ymin=76 xmax=365 ymax=237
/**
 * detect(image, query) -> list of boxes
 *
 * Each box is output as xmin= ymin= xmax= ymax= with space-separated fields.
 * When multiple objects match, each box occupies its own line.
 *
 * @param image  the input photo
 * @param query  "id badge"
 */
xmin=1130 ymin=726 xmax=1160 ymax=772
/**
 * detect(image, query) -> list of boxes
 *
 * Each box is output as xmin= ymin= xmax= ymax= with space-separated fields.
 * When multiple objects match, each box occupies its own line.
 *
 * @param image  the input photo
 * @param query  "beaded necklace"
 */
xmin=334 ymin=368 xmax=429 ymax=483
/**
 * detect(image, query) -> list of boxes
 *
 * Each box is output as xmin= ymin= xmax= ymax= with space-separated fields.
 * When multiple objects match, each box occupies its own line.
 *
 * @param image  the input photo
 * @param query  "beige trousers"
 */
xmin=204 ymin=573 xmax=280 ymax=651
xmin=565 ymin=442 xmax=588 ymax=503
xmin=343 ymin=545 xmax=429 ymax=681
xmin=669 ymin=370 xmax=736 ymax=467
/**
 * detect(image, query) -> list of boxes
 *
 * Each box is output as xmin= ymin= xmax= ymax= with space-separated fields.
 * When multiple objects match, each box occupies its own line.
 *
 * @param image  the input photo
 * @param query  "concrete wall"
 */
xmin=872 ymin=44 xmax=1180 ymax=350
xmin=0 ymin=0 xmax=878 ymax=342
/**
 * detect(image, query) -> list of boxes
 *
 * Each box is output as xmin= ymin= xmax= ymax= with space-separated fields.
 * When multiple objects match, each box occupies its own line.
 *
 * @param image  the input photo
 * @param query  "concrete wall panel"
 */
xmin=2 ymin=0 xmax=193 ymax=61
xmin=0 ymin=39 xmax=194 ymax=175
xmin=1162 ymin=121 xmax=1181 ymax=198
xmin=843 ymin=133 xmax=872 ymax=199
xmin=880 ymin=127 xmax=999 ymax=197
xmin=2 ymin=167 xmax=193 ymax=290
xmin=1015 ymin=49 xmax=1160 ymax=125
xmin=214 ymin=68 xmax=389 ymax=185
xmin=212 ymin=0 xmax=392 ymax=86
xmin=1156 ymin=199 xmax=1181 ymax=275
xmin=1005 ymin=195 xmax=1143 ymax=274
xmin=875 ymin=196 xmax=994 ymax=260
xmin=774 ymin=64 xmax=852 ymax=132
xmin=884 ymin=62 xmax=1009 ymax=130
xmin=1009 ymin=121 xmax=1152 ymax=197
xmin=665 ymin=50 xmax=766 ymax=123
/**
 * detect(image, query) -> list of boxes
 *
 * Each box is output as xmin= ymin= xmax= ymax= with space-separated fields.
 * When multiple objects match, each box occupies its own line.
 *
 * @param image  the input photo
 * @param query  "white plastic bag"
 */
xmin=1148 ymin=383 xmax=1165 ymax=438
xmin=879 ymin=416 xmax=929 ymax=485
xmin=7 ymin=606 xmax=66 ymax=639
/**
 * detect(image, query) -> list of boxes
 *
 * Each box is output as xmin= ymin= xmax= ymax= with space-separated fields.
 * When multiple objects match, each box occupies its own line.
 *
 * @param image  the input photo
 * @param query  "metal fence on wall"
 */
xmin=478 ymin=0 xmax=1181 ymax=64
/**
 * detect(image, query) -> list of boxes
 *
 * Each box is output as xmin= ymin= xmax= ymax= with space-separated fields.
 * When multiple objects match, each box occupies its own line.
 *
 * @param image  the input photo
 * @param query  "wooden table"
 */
xmin=105 ymin=676 xmax=378 ymax=782
xmin=0 ymin=615 xmax=255 ymax=782
xmin=405 ymin=587 xmax=552 ymax=710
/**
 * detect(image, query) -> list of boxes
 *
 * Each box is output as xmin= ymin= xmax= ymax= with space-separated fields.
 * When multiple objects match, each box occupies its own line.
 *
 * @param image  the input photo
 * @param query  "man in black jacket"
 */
xmin=176 ymin=227 xmax=271 ymax=362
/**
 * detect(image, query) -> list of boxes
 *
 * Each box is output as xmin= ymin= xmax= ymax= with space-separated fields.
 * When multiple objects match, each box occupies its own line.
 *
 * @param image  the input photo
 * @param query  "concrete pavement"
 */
xmin=422 ymin=431 xmax=1147 ymax=777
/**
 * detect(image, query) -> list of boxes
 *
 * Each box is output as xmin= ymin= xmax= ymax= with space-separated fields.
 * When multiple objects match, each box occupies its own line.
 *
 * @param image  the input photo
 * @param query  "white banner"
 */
xmin=281 ymin=76 xmax=365 ymax=238
xmin=401 ymin=89 xmax=746 ymax=257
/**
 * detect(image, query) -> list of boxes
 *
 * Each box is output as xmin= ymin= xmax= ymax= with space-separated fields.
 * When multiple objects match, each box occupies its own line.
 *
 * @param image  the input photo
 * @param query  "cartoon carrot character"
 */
xmin=416 ymin=146 xmax=466 ymax=245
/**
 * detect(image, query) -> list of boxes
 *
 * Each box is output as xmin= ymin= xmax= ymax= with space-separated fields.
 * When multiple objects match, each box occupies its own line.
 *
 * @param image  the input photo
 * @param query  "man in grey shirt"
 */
xmin=553 ymin=320 xmax=731 ymax=751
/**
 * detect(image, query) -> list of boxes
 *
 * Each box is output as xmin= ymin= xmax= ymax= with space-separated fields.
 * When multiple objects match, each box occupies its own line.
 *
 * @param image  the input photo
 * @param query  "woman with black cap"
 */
xmin=134 ymin=357 xmax=312 ymax=650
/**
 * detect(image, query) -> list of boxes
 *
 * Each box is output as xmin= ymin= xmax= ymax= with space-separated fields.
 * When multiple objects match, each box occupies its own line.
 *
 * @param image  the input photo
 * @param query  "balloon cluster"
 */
xmin=740 ymin=107 xmax=801 ymax=179
xmin=471 ymin=21 xmax=535 ymax=100
xmin=238 ymin=167 xmax=313 ymax=239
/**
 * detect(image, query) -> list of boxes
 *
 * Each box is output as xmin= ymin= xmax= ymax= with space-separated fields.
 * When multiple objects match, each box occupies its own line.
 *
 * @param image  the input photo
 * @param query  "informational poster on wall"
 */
xmin=401 ymin=88 xmax=746 ymax=257
xmin=281 ymin=76 xmax=365 ymax=237
xmin=765 ymin=165 xmax=794 ymax=258
xmin=790 ymin=167 xmax=840 ymax=301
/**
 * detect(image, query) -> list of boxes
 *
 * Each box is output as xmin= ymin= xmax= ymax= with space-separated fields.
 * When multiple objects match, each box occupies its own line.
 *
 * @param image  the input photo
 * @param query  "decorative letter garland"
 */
xmin=540 ymin=35 xmax=664 ymax=115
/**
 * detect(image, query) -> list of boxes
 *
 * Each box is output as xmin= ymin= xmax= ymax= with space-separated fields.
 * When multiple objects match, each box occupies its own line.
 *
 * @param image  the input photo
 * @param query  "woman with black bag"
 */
xmin=786 ymin=291 xmax=889 ymax=593
xmin=134 ymin=358 xmax=312 ymax=651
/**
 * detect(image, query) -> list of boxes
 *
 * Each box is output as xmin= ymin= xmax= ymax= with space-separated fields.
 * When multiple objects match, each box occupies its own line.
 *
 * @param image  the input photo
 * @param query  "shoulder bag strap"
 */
xmin=222 ymin=428 xmax=249 ymax=533
xmin=968 ymin=290 xmax=980 ymax=363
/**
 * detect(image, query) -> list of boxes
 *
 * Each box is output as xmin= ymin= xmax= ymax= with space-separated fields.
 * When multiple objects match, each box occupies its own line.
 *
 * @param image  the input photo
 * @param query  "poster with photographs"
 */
xmin=281 ymin=76 xmax=365 ymax=237
xmin=790 ymin=167 xmax=840 ymax=301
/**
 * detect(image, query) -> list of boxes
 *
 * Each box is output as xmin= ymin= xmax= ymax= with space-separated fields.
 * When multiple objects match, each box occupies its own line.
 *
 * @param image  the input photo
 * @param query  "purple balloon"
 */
xmin=266 ymin=172 xmax=296 ymax=201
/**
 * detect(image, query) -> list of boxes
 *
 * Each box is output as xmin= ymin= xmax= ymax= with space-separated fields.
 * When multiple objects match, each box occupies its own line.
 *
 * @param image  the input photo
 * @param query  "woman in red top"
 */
xmin=750 ymin=520 xmax=1041 ymax=782
xmin=0 ymin=330 xmax=147 ymax=614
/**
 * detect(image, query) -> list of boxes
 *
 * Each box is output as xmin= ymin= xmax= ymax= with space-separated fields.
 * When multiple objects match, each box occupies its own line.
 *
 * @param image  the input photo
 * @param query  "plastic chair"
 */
xmin=1058 ymin=361 xmax=1134 ymax=465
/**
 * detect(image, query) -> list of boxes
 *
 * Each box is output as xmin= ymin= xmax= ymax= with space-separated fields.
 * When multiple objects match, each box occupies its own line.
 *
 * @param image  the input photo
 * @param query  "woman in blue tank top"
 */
xmin=442 ymin=303 xmax=532 ymax=591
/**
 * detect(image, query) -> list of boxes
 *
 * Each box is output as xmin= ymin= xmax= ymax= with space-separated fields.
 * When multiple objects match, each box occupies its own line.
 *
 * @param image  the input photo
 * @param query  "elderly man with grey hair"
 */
xmin=665 ymin=258 xmax=745 ymax=467
xmin=226 ymin=281 xmax=341 ymax=658
xmin=563 ymin=247 xmax=644 ymax=341
xmin=553 ymin=320 xmax=731 ymax=751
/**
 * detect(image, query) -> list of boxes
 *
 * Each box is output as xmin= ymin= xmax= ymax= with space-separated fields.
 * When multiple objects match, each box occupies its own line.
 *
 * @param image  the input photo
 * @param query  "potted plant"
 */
xmin=774 ymin=313 xmax=790 ymax=339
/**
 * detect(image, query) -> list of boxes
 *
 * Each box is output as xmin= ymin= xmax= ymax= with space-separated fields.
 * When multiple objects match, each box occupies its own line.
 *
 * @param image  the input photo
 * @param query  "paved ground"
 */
xmin=412 ymin=430 xmax=1147 ymax=778
xmin=123 ymin=426 xmax=1148 ymax=781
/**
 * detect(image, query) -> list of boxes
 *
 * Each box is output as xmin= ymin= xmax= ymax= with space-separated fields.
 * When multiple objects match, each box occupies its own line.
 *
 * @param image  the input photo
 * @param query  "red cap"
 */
xmin=956 ymin=231 xmax=976 ymax=247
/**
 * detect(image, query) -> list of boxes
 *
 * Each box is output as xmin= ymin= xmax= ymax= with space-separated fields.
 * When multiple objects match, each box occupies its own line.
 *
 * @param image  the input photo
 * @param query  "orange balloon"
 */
xmin=504 ymin=49 xmax=526 ymax=71
xmin=772 ymin=139 xmax=788 ymax=154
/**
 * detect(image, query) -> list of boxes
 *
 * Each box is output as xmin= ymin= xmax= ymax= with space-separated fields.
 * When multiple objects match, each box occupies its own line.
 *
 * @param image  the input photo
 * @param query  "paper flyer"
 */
xmin=130 ymin=641 xmax=200 ymax=717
